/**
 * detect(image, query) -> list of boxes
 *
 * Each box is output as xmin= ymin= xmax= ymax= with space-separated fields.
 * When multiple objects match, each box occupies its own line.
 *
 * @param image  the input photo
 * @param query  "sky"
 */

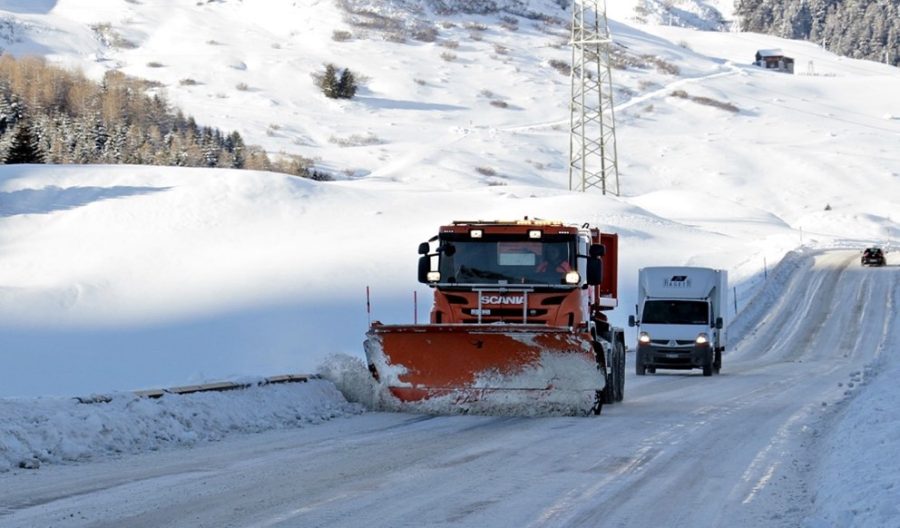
xmin=0 ymin=0 xmax=898 ymax=526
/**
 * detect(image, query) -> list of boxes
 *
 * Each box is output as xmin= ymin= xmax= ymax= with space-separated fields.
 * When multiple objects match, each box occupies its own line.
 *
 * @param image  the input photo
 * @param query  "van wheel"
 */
xmin=703 ymin=348 xmax=715 ymax=376
xmin=702 ymin=355 xmax=713 ymax=376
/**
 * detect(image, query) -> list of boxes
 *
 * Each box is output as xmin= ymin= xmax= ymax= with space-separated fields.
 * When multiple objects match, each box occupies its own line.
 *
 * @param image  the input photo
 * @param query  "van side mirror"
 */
xmin=628 ymin=315 xmax=636 ymax=327
xmin=715 ymin=317 xmax=723 ymax=330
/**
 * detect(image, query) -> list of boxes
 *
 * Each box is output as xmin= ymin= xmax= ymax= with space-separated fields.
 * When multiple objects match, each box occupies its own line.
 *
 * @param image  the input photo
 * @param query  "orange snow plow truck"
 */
xmin=364 ymin=219 xmax=625 ymax=415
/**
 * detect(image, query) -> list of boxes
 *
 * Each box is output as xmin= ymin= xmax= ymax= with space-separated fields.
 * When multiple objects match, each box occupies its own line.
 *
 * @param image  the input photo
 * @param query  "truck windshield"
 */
xmin=642 ymin=300 xmax=709 ymax=325
xmin=438 ymin=237 xmax=575 ymax=285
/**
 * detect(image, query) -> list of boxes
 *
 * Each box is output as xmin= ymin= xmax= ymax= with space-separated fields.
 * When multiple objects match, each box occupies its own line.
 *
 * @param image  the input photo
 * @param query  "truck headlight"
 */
xmin=695 ymin=333 xmax=709 ymax=345
xmin=426 ymin=271 xmax=441 ymax=282
xmin=564 ymin=271 xmax=580 ymax=284
xmin=638 ymin=332 xmax=651 ymax=344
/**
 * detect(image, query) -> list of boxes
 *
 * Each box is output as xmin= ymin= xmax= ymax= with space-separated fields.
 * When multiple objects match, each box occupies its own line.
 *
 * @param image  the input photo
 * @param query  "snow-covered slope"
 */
xmin=0 ymin=0 xmax=896 ymax=397
xmin=0 ymin=0 xmax=898 ymax=525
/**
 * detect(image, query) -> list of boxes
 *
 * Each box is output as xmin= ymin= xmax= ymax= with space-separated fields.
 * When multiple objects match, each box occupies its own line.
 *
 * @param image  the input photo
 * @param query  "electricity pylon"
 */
xmin=569 ymin=0 xmax=620 ymax=195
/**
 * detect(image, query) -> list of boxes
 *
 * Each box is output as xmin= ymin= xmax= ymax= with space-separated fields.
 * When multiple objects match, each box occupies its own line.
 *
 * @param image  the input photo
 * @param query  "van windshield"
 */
xmin=642 ymin=300 xmax=709 ymax=325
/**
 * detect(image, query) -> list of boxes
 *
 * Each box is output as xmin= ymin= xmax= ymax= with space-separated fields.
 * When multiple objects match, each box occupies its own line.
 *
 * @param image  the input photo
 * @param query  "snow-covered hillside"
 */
xmin=0 ymin=0 xmax=899 ymax=525
xmin=0 ymin=0 xmax=896 ymax=396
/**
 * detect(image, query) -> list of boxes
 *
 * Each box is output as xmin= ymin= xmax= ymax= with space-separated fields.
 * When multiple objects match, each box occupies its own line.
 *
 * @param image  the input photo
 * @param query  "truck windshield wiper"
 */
xmin=458 ymin=266 xmax=515 ymax=282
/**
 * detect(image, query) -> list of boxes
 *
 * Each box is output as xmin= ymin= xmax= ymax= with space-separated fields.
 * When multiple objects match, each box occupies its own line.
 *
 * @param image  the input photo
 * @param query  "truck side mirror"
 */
xmin=715 ymin=317 xmax=724 ymax=330
xmin=628 ymin=315 xmax=636 ymax=327
xmin=586 ymin=258 xmax=602 ymax=285
xmin=418 ymin=242 xmax=430 ymax=255
xmin=589 ymin=244 xmax=605 ymax=258
xmin=417 ymin=255 xmax=430 ymax=283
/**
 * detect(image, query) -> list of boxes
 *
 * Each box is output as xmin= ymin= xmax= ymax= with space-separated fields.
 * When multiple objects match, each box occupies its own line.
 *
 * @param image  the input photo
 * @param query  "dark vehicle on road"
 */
xmin=861 ymin=247 xmax=886 ymax=267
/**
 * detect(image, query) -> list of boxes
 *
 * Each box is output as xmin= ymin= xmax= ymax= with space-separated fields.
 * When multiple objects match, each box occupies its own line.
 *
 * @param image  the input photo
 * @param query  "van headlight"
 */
xmin=638 ymin=332 xmax=651 ymax=344
xmin=695 ymin=333 xmax=709 ymax=345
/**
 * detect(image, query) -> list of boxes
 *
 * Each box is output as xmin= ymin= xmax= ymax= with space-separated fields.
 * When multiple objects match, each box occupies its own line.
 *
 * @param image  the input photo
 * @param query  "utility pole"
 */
xmin=569 ymin=0 xmax=620 ymax=195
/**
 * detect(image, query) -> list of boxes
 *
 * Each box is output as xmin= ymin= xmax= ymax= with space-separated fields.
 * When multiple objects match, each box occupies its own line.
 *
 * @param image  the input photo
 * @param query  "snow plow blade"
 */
xmin=364 ymin=323 xmax=605 ymax=416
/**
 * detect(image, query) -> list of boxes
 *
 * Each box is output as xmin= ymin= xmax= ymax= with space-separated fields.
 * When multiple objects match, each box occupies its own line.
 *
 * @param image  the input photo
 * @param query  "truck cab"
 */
xmin=418 ymin=220 xmax=616 ymax=330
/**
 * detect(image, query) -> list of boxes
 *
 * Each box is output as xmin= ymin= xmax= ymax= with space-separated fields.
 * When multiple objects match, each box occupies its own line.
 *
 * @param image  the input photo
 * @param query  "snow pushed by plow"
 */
xmin=355 ymin=332 xmax=604 ymax=417
xmin=393 ymin=349 xmax=603 ymax=417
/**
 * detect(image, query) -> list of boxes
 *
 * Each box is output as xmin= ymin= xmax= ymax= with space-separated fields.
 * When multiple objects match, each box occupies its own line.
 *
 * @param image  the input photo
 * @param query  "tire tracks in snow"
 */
xmin=540 ymin=250 xmax=892 ymax=527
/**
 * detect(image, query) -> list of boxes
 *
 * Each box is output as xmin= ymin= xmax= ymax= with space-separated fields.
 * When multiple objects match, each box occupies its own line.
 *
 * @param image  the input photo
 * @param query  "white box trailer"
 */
xmin=628 ymin=267 xmax=727 ymax=376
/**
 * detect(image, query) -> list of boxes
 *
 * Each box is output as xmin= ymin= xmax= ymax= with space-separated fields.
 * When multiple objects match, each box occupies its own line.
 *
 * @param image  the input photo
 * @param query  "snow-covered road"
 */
xmin=0 ymin=251 xmax=896 ymax=528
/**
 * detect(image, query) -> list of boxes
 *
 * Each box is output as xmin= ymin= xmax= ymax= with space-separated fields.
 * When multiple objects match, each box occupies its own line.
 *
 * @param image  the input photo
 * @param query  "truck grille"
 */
xmin=461 ymin=308 xmax=550 ymax=324
xmin=465 ymin=308 xmax=548 ymax=317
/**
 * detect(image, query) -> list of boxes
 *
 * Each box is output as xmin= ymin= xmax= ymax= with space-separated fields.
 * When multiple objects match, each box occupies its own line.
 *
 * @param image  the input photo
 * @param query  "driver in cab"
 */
xmin=536 ymin=245 xmax=572 ymax=274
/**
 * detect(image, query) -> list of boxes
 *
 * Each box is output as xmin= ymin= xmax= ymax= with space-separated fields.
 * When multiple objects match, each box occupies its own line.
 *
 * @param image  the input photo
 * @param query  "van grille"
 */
xmin=650 ymin=339 xmax=696 ymax=346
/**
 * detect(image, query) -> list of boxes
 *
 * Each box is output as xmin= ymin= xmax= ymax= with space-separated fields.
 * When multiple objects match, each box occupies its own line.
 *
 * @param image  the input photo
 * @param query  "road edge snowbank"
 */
xmin=0 ymin=379 xmax=364 ymax=472
xmin=803 ymin=267 xmax=900 ymax=527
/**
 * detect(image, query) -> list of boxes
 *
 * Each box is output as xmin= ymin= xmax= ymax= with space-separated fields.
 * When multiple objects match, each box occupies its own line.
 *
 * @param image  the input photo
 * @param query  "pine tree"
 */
xmin=226 ymin=131 xmax=246 ymax=169
xmin=92 ymin=114 xmax=108 ymax=155
xmin=106 ymin=123 xmax=128 ymax=163
xmin=5 ymin=121 xmax=43 ymax=164
xmin=199 ymin=127 xmax=219 ymax=168
xmin=790 ymin=2 xmax=813 ymax=39
xmin=0 ymin=91 xmax=12 ymax=137
xmin=72 ymin=116 xmax=93 ymax=163
xmin=337 ymin=69 xmax=358 ymax=99
xmin=318 ymin=64 xmax=340 ymax=98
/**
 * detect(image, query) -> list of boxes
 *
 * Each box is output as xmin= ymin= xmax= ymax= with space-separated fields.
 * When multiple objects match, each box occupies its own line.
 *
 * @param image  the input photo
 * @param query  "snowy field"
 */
xmin=0 ymin=0 xmax=899 ymax=526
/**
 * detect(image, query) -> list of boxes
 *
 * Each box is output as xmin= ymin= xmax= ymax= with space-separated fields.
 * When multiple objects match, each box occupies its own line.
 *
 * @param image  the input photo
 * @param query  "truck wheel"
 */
xmin=591 ymin=390 xmax=603 ymax=415
xmin=613 ymin=342 xmax=625 ymax=401
xmin=601 ymin=370 xmax=615 ymax=404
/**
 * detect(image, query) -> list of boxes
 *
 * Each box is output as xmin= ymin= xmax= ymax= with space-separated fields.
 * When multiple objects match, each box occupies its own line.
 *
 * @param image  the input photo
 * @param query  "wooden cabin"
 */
xmin=754 ymin=49 xmax=794 ymax=74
